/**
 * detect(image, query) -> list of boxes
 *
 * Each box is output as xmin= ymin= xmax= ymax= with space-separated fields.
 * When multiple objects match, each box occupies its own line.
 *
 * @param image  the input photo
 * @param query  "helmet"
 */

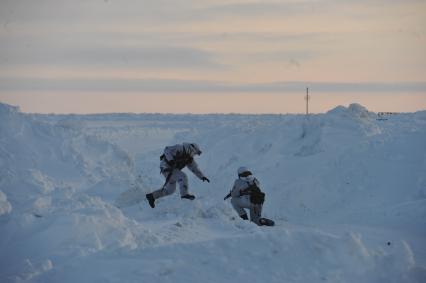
xmin=183 ymin=142 xmax=202 ymax=156
xmin=238 ymin=166 xmax=252 ymax=177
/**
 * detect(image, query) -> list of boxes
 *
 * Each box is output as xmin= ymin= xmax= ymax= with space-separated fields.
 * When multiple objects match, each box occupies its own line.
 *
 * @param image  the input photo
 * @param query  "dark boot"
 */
xmin=259 ymin=218 xmax=275 ymax=226
xmin=181 ymin=194 xmax=195 ymax=200
xmin=240 ymin=213 xmax=248 ymax=220
xmin=146 ymin=193 xmax=155 ymax=208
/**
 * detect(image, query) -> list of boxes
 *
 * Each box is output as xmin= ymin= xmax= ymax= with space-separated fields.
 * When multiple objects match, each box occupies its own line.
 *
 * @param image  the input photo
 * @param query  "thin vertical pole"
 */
xmin=305 ymin=87 xmax=310 ymax=115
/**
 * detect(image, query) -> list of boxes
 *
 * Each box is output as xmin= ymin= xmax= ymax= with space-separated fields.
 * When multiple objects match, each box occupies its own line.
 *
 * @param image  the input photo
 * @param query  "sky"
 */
xmin=0 ymin=0 xmax=425 ymax=114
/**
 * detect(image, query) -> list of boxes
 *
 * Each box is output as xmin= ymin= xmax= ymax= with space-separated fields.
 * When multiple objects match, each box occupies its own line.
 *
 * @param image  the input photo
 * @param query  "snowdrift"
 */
xmin=0 ymin=102 xmax=425 ymax=283
xmin=0 ymin=104 xmax=136 ymax=281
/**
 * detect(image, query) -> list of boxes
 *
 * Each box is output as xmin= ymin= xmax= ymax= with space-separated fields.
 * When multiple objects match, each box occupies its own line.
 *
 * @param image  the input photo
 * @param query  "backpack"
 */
xmin=246 ymin=179 xmax=265 ymax=205
xmin=160 ymin=148 xmax=193 ymax=170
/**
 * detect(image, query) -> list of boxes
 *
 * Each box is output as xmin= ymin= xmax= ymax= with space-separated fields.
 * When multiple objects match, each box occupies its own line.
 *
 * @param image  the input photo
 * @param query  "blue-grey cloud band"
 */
xmin=0 ymin=78 xmax=425 ymax=93
xmin=0 ymin=44 xmax=222 ymax=69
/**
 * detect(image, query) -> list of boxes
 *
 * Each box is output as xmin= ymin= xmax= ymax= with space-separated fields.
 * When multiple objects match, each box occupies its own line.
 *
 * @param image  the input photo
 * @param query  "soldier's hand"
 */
xmin=202 ymin=177 xmax=210 ymax=183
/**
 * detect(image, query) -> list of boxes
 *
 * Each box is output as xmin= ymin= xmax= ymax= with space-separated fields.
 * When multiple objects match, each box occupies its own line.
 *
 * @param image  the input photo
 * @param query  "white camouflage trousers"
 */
xmin=152 ymin=169 xmax=189 ymax=199
xmin=231 ymin=196 xmax=262 ymax=224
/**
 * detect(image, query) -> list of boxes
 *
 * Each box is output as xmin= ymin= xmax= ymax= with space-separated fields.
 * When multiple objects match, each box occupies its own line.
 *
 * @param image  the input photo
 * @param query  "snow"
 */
xmin=1 ymin=102 xmax=425 ymax=283
xmin=0 ymin=190 xmax=12 ymax=215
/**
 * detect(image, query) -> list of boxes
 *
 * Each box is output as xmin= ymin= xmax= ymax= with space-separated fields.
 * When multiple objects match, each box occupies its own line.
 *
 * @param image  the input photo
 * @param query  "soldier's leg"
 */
xmin=231 ymin=197 xmax=250 ymax=218
xmin=152 ymin=171 xmax=178 ymax=199
xmin=250 ymin=203 xmax=263 ymax=225
xmin=175 ymin=170 xmax=189 ymax=196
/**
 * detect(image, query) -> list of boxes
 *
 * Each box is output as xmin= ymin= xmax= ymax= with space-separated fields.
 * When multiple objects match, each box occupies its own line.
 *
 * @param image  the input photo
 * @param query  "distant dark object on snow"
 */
xmin=377 ymin=112 xmax=399 ymax=121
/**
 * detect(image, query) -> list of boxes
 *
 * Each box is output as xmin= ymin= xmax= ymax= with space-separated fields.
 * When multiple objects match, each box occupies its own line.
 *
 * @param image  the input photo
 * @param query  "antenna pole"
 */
xmin=305 ymin=87 xmax=310 ymax=115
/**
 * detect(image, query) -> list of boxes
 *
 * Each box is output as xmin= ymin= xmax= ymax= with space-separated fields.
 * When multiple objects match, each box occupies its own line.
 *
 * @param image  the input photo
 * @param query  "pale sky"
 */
xmin=0 ymin=0 xmax=425 ymax=114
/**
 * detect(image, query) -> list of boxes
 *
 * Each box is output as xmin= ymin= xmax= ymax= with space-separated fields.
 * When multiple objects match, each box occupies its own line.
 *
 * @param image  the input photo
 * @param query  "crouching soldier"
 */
xmin=146 ymin=143 xmax=210 ymax=208
xmin=224 ymin=167 xmax=274 ymax=226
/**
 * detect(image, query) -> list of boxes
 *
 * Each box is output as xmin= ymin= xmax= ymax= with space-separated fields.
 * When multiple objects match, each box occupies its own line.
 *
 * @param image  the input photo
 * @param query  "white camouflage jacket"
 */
xmin=230 ymin=175 xmax=261 ymax=199
xmin=160 ymin=144 xmax=206 ymax=180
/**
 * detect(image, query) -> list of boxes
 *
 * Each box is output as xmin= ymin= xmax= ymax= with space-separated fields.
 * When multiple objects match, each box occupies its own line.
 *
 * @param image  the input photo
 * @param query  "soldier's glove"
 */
xmin=201 ymin=177 xmax=210 ymax=183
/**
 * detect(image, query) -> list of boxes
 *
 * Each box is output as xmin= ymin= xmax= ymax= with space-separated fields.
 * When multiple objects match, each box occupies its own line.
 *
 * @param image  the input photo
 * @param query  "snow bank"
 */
xmin=35 ymin=224 xmax=425 ymax=283
xmin=0 ymin=103 xmax=137 ymax=282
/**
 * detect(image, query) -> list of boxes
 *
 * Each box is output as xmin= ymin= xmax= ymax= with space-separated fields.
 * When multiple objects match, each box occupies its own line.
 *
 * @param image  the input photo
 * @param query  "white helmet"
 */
xmin=238 ymin=166 xmax=252 ymax=177
xmin=183 ymin=142 xmax=202 ymax=156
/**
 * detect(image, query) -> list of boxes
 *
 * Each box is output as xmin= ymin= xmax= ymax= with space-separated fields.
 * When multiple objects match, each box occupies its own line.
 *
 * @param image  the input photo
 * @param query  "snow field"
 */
xmin=1 ymin=102 xmax=425 ymax=282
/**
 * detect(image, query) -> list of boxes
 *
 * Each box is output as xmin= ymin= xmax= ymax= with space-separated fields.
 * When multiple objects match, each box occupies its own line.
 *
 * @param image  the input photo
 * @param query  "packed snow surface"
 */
xmin=1 ymin=102 xmax=425 ymax=282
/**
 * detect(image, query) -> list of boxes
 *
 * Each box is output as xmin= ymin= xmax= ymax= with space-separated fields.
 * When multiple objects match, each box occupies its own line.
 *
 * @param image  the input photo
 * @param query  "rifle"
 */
xmin=224 ymin=187 xmax=252 ymax=200
xmin=223 ymin=191 xmax=231 ymax=200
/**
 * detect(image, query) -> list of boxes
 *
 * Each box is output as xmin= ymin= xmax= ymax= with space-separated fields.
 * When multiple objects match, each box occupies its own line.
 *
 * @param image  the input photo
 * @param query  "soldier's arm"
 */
xmin=186 ymin=159 xmax=206 ymax=180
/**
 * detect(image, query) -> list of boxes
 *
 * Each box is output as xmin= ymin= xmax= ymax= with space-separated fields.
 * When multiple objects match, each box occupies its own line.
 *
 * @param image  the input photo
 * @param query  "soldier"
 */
xmin=225 ymin=167 xmax=274 ymax=226
xmin=146 ymin=143 xmax=209 ymax=208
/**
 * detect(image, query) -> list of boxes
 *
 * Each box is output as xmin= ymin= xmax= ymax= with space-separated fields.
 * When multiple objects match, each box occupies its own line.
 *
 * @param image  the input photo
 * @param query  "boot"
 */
xmin=258 ymin=217 xmax=275 ymax=226
xmin=181 ymin=194 xmax=195 ymax=200
xmin=146 ymin=193 xmax=155 ymax=208
xmin=240 ymin=213 xmax=248 ymax=220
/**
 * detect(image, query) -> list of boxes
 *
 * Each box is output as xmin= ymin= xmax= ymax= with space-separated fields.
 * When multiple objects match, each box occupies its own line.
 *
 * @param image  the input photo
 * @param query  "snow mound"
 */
xmin=0 ymin=103 xmax=139 ymax=281
xmin=0 ymin=103 xmax=135 ymax=196
xmin=327 ymin=103 xmax=372 ymax=118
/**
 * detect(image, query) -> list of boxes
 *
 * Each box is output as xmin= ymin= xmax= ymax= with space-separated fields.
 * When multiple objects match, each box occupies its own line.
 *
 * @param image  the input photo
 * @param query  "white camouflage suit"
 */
xmin=230 ymin=175 xmax=263 ymax=225
xmin=152 ymin=143 xmax=207 ymax=199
